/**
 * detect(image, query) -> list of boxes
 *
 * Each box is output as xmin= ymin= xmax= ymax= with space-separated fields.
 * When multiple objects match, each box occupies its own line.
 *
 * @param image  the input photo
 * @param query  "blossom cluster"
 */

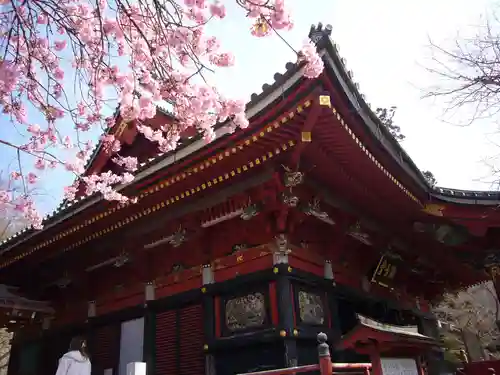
xmin=0 ymin=0 xmax=324 ymax=229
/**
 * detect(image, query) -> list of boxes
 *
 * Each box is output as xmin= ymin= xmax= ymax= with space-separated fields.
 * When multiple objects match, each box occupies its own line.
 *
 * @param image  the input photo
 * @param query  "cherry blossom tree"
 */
xmin=0 ymin=0 xmax=324 ymax=229
xmin=433 ymin=282 xmax=500 ymax=358
xmin=0 ymin=328 xmax=12 ymax=375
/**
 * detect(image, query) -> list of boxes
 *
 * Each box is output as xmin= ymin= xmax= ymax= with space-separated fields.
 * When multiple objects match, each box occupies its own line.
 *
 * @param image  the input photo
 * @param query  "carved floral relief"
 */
xmin=298 ymin=291 xmax=325 ymax=325
xmin=225 ymin=292 xmax=267 ymax=331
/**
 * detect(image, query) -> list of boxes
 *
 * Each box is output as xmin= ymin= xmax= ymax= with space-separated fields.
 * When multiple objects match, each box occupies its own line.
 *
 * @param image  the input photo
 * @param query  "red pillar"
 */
xmin=368 ymin=344 xmax=383 ymax=375
xmin=417 ymin=356 xmax=427 ymax=375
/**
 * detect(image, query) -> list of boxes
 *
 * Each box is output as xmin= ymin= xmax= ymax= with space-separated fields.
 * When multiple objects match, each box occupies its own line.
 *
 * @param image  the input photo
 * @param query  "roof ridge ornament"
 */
xmin=308 ymin=23 xmax=333 ymax=44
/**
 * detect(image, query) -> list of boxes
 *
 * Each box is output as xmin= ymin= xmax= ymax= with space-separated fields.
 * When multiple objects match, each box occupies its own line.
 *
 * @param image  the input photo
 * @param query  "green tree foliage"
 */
xmin=375 ymin=106 xmax=405 ymax=142
xmin=422 ymin=170 xmax=437 ymax=187
xmin=440 ymin=332 xmax=465 ymax=363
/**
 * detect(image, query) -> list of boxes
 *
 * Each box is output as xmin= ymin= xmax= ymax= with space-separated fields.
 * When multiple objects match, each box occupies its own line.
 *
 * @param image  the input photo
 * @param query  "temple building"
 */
xmin=1 ymin=23 xmax=500 ymax=375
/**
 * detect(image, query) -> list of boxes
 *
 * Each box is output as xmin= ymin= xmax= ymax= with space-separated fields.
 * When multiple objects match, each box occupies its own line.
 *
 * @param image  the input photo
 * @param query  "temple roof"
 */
xmin=0 ymin=22 xmax=499 ymax=261
xmin=337 ymin=314 xmax=439 ymax=352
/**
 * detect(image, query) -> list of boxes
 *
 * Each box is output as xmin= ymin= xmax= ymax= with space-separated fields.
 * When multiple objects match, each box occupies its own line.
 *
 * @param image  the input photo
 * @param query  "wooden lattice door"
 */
xmin=155 ymin=304 xmax=204 ymax=375
xmin=90 ymin=324 xmax=120 ymax=375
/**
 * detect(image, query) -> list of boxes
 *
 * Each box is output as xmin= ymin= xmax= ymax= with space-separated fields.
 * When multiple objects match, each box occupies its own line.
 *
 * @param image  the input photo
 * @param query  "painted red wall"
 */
xmin=463 ymin=360 xmax=500 ymax=375
xmin=51 ymin=211 xmax=429 ymax=325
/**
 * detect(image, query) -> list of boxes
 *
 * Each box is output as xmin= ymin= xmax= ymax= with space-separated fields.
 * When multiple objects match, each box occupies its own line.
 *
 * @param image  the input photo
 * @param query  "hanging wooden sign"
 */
xmin=371 ymin=255 xmax=399 ymax=287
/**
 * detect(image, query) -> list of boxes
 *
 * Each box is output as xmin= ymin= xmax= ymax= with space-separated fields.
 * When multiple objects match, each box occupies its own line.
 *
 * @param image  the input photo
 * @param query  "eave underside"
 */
xmin=0 ymin=24 xmax=498 ymax=297
xmin=0 ymin=95 xmax=488 ymax=308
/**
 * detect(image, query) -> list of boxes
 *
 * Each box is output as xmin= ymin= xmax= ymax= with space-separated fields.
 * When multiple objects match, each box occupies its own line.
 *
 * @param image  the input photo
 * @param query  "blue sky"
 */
xmin=0 ymin=0 xmax=498 ymax=215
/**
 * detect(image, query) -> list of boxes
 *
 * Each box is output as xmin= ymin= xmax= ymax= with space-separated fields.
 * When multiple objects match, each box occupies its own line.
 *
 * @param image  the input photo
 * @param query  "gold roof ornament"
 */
xmin=422 ymin=204 xmax=445 ymax=217
xmin=252 ymin=17 xmax=269 ymax=35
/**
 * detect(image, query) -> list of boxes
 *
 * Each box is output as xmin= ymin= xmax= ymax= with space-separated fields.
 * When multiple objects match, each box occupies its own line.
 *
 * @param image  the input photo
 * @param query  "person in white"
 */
xmin=55 ymin=337 xmax=91 ymax=375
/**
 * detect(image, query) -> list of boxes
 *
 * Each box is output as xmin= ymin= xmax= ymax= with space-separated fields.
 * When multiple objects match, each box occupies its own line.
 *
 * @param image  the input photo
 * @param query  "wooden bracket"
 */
xmin=289 ymin=91 xmax=330 ymax=168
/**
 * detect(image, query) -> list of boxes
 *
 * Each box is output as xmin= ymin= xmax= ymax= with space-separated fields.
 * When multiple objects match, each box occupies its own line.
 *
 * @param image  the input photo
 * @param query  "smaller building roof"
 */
xmin=337 ymin=314 xmax=439 ymax=352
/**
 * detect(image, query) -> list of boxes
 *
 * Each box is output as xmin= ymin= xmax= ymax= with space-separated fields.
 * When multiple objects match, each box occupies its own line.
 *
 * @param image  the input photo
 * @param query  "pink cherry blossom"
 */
xmin=0 ymin=0 xmax=324 ymax=228
xmin=210 ymin=2 xmax=226 ymax=18
xmin=64 ymin=185 xmax=78 ymax=201
xmin=112 ymin=156 xmax=138 ymax=172
xmin=298 ymin=40 xmax=324 ymax=79
xmin=54 ymin=40 xmax=67 ymax=51
xmin=209 ymin=53 xmax=235 ymax=67
xmin=34 ymin=158 xmax=46 ymax=170
xmin=37 ymin=14 xmax=48 ymax=24
xmin=10 ymin=172 xmax=21 ymax=180
xmin=0 ymin=190 xmax=9 ymax=204
xmin=54 ymin=68 xmax=64 ymax=80
xmin=26 ymin=172 xmax=38 ymax=184
xmin=63 ymin=136 xmax=72 ymax=148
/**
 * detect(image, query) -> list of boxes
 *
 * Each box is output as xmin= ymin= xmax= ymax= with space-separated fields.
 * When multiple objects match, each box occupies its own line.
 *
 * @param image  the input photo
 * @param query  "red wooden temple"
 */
xmin=1 ymin=23 xmax=499 ymax=375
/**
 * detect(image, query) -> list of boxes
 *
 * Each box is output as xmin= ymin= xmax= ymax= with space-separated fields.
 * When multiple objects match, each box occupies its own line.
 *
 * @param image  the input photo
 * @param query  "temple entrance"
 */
xmin=118 ymin=318 xmax=144 ymax=375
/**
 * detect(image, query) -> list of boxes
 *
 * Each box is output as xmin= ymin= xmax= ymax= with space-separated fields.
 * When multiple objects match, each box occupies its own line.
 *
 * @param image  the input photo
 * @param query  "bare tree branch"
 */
xmin=425 ymin=13 xmax=500 ymax=125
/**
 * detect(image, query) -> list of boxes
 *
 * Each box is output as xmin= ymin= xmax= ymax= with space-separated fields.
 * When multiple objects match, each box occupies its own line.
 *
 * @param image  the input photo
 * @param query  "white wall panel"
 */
xmin=119 ymin=318 xmax=144 ymax=375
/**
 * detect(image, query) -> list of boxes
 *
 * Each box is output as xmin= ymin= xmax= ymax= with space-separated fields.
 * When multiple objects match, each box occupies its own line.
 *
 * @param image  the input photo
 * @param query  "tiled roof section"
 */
xmin=431 ymin=187 xmax=500 ymax=204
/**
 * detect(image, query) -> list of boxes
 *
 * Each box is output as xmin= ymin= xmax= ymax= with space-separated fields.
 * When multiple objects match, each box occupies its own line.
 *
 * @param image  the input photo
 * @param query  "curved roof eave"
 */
xmin=0 ymin=62 xmax=310 ymax=254
xmin=311 ymin=24 xmax=429 ymax=194
xmin=310 ymin=23 xmax=500 ymax=207
xmin=3 ymin=22 xmax=500 ymax=254
xmin=430 ymin=187 xmax=500 ymax=205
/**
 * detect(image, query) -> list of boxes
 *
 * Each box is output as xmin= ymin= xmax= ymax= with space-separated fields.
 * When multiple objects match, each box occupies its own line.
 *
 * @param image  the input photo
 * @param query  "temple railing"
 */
xmin=237 ymin=333 xmax=372 ymax=375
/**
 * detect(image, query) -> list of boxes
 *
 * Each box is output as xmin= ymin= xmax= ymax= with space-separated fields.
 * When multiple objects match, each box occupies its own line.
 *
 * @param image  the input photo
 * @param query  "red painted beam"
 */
xmin=289 ymin=93 xmax=324 ymax=168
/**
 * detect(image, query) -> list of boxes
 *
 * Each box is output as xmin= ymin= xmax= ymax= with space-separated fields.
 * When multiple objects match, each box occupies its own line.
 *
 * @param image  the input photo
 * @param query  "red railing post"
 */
xmin=317 ymin=333 xmax=332 ymax=375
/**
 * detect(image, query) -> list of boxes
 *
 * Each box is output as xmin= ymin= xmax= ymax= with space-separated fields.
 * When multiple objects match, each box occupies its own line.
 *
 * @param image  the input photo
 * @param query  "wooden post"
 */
xmin=367 ymin=344 xmax=383 ymax=375
xmin=275 ymin=261 xmax=297 ymax=367
xmin=317 ymin=333 xmax=332 ymax=375
xmin=416 ymin=357 xmax=426 ymax=375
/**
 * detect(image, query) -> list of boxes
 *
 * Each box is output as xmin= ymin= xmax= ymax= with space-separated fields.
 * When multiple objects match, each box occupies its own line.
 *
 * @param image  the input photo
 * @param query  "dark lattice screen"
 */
xmin=7 ymin=343 xmax=19 ymax=375
xmin=155 ymin=310 xmax=177 ymax=375
xmin=19 ymin=342 xmax=40 ymax=375
xmin=179 ymin=304 xmax=203 ymax=375
xmin=155 ymin=304 xmax=204 ymax=375
xmin=90 ymin=324 xmax=120 ymax=375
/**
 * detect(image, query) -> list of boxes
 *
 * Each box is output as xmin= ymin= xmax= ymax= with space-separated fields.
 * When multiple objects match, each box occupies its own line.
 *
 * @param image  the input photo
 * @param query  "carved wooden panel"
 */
xmin=298 ymin=290 xmax=325 ymax=325
xmin=225 ymin=292 xmax=267 ymax=332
